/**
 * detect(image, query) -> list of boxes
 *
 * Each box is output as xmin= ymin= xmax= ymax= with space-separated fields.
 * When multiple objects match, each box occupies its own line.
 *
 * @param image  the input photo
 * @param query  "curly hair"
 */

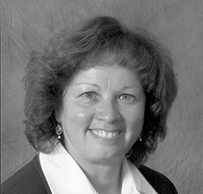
xmin=23 ymin=16 xmax=178 ymax=164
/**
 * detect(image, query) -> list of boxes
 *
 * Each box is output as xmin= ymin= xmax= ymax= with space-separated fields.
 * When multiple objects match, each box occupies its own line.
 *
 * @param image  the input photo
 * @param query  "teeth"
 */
xmin=91 ymin=130 xmax=120 ymax=139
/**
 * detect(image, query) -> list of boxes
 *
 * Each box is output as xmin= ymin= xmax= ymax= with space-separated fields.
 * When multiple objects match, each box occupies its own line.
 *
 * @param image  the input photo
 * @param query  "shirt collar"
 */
xmin=39 ymin=144 xmax=158 ymax=194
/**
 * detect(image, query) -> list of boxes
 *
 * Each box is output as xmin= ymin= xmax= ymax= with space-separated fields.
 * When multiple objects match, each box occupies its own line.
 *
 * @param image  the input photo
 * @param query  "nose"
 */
xmin=95 ymin=100 xmax=121 ymax=123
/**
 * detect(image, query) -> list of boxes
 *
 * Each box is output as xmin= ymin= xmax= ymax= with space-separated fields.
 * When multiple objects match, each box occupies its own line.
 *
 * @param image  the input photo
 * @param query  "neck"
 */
xmin=77 ymin=157 xmax=123 ymax=194
xmin=87 ymin=161 xmax=122 ymax=194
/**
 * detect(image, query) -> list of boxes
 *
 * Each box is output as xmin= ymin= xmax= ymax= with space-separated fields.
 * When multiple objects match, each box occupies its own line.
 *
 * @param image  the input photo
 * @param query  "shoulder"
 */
xmin=1 ymin=155 xmax=49 ymax=194
xmin=138 ymin=165 xmax=178 ymax=194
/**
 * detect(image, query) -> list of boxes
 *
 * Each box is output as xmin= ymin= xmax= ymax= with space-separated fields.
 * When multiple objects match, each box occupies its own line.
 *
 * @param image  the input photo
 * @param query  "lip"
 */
xmin=89 ymin=128 xmax=122 ymax=141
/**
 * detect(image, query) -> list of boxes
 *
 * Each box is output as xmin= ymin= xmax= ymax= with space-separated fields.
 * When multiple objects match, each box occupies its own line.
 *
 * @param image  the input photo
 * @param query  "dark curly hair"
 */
xmin=23 ymin=16 xmax=178 ymax=165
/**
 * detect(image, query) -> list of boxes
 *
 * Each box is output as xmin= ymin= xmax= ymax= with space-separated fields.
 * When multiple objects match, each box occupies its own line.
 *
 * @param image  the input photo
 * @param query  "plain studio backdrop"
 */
xmin=1 ymin=0 xmax=202 ymax=193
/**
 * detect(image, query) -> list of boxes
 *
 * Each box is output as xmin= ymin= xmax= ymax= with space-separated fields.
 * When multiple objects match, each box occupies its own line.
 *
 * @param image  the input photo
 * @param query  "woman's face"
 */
xmin=58 ymin=62 xmax=146 ymax=165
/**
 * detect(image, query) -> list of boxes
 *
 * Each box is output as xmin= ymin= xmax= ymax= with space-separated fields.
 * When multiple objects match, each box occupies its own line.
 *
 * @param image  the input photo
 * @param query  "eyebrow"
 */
xmin=75 ymin=82 xmax=142 ymax=90
xmin=75 ymin=83 xmax=100 ymax=88
xmin=122 ymin=85 xmax=143 ymax=90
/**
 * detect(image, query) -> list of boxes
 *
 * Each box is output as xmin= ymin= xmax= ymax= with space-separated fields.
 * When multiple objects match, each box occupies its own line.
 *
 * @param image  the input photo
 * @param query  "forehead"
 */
xmin=70 ymin=63 xmax=142 ymax=90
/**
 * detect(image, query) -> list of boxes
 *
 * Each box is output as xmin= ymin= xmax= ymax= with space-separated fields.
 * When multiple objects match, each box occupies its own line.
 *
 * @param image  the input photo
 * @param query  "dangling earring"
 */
xmin=56 ymin=124 xmax=62 ymax=139
xmin=139 ymin=136 xmax=142 ymax=142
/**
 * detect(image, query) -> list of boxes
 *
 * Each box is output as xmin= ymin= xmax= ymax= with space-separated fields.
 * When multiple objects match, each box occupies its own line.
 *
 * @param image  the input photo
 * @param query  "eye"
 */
xmin=82 ymin=92 xmax=97 ymax=98
xmin=118 ymin=94 xmax=135 ymax=103
xmin=80 ymin=91 xmax=99 ymax=103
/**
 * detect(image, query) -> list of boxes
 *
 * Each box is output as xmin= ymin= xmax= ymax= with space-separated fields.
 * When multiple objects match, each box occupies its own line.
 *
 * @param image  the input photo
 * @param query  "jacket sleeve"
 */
xmin=1 ymin=156 xmax=50 ymax=194
xmin=139 ymin=165 xmax=178 ymax=194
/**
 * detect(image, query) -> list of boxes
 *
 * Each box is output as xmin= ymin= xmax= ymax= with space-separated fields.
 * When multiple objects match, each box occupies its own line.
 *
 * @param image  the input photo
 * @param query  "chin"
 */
xmin=90 ymin=150 xmax=125 ymax=163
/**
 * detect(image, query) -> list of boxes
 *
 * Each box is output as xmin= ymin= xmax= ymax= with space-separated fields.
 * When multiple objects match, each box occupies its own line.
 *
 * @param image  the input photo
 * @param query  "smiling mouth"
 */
xmin=90 ymin=129 xmax=121 ymax=139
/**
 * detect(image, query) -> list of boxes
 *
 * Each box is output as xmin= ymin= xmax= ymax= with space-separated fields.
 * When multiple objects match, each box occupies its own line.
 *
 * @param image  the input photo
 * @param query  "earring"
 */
xmin=56 ymin=124 xmax=62 ymax=139
xmin=139 ymin=136 xmax=142 ymax=142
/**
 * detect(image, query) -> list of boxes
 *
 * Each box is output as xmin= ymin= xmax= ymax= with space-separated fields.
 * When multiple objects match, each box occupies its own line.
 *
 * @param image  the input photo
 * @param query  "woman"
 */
xmin=2 ymin=16 xmax=178 ymax=194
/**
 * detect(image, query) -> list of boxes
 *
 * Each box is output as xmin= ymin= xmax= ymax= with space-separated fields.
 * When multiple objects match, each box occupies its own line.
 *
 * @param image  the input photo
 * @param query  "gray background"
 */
xmin=2 ymin=0 xmax=202 ymax=193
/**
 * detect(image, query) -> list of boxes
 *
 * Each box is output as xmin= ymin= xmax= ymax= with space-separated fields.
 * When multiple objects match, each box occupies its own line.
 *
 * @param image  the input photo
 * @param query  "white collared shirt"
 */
xmin=39 ymin=144 xmax=158 ymax=194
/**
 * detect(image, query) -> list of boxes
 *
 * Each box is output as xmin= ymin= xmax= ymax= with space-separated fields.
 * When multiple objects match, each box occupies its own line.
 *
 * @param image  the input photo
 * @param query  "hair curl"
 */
xmin=23 ymin=16 xmax=178 ymax=164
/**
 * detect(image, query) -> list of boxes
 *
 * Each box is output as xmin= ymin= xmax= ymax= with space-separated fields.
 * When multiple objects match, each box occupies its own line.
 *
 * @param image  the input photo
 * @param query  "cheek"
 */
xmin=62 ymin=105 xmax=96 ymax=130
xmin=127 ymin=116 xmax=144 ymax=132
xmin=124 ymin=106 xmax=145 ymax=132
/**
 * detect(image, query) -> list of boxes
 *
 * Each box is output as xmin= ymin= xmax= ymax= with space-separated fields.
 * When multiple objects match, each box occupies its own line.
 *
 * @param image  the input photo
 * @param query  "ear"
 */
xmin=55 ymin=109 xmax=62 ymax=123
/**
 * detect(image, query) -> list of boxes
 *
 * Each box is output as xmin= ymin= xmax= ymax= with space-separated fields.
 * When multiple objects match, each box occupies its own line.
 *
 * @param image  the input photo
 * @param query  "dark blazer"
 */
xmin=2 ymin=155 xmax=178 ymax=194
